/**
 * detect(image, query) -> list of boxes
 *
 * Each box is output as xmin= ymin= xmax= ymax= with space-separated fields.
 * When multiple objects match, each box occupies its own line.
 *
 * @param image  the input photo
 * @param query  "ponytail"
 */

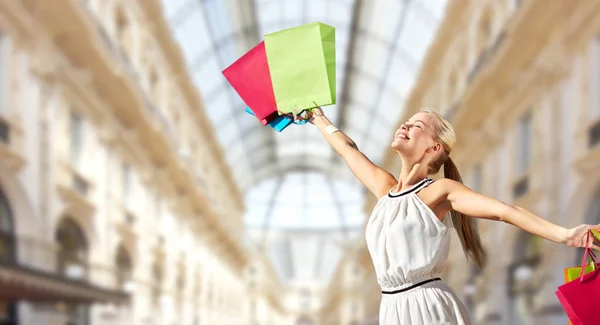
xmin=444 ymin=157 xmax=486 ymax=268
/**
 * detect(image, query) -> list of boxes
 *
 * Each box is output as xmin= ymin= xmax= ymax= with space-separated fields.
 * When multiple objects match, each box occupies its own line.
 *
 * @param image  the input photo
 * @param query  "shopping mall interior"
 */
xmin=1 ymin=0 xmax=600 ymax=324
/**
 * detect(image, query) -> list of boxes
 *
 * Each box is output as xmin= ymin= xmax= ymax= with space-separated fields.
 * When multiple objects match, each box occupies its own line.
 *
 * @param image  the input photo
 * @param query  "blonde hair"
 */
xmin=420 ymin=107 xmax=485 ymax=268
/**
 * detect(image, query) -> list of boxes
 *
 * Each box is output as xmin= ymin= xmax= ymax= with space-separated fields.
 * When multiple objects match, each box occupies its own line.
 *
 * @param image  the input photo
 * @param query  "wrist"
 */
xmin=559 ymin=227 xmax=572 ymax=244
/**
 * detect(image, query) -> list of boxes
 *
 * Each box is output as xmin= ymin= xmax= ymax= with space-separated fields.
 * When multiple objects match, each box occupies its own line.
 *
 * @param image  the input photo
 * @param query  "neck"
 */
xmin=396 ymin=156 xmax=430 ymax=189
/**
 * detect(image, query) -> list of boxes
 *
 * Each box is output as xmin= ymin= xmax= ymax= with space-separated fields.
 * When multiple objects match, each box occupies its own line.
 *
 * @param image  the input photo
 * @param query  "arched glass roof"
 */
xmin=160 ymin=0 xmax=448 ymax=285
xmin=245 ymin=172 xmax=365 ymax=231
xmin=244 ymin=172 xmax=365 ymax=284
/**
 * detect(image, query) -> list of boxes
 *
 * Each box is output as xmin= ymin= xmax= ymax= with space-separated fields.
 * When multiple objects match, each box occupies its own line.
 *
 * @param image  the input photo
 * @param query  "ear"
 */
xmin=430 ymin=143 xmax=443 ymax=153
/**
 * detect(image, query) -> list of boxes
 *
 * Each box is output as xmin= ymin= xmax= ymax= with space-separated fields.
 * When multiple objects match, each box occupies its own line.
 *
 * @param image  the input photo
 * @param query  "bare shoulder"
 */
xmin=417 ymin=179 xmax=460 ymax=220
xmin=374 ymin=176 xmax=398 ymax=199
xmin=427 ymin=178 xmax=464 ymax=197
xmin=419 ymin=178 xmax=468 ymax=212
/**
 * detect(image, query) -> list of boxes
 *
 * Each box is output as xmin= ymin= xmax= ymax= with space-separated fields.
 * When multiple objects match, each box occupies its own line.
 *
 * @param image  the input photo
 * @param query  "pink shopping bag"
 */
xmin=222 ymin=41 xmax=279 ymax=125
xmin=556 ymin=231 xmax=600 ymax=325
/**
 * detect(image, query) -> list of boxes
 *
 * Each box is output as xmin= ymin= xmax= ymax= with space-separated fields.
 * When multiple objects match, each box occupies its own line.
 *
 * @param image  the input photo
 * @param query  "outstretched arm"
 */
xmin=310 ymin=107 xmax=396 ymax=198
xmin=437 ymin=178 xmax=600 ymax=249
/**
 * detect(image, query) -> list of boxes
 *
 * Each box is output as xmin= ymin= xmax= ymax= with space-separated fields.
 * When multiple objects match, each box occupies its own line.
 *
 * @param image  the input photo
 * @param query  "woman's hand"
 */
xmin=564 ymin=225 xmax=600 ymax=250
xmin=309 ymin=106 xmax=324 ymax=124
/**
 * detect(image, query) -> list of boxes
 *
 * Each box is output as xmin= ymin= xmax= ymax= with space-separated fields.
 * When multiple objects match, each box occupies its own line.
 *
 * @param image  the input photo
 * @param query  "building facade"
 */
xmin=358 ymin=0 xmax=600 ymax=324
xmin=4 ymin=0 xmax=600 ymax=324
xmin=0 ymin=0 xmax=286 ymax=324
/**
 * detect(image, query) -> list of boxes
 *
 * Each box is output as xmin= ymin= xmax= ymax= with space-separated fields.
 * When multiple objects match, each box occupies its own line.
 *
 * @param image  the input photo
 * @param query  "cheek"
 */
xmin=412 ymin=136 xmax=431 ymax=150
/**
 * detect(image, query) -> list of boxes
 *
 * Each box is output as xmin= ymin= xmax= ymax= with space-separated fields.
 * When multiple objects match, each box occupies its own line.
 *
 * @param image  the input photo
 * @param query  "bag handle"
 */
xmin=579 ymin=230 xmax=600 ymax=282
xmin=276 ymin=107 xmax=315 ymax=125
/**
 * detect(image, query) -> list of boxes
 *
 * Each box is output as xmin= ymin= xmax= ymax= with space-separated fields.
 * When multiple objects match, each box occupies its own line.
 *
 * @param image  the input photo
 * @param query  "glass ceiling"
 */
xmin=160 ymin=0 xmax=448 ymax=286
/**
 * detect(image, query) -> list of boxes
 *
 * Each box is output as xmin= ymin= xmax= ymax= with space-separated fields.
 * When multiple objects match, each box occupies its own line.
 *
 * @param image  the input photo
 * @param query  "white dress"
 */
xmin=365 ymin=178 xmax=471 ymax=325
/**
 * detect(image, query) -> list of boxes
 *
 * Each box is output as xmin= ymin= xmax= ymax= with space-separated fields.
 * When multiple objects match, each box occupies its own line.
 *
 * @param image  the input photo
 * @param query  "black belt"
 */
xmin=381 ymin=278 xmax=441 ymax=295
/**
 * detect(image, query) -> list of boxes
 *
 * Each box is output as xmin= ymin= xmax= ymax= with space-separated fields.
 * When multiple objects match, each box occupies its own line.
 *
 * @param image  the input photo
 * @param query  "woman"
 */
xmin=309 ymin=106 xmax=600 ymax=324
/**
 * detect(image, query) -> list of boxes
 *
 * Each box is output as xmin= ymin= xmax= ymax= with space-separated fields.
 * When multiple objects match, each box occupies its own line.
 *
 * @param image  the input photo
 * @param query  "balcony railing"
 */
xmin=82 ymin=6 xmax=181 ymax=150
xmin=92 ymin=18 xmax=137 ymax=80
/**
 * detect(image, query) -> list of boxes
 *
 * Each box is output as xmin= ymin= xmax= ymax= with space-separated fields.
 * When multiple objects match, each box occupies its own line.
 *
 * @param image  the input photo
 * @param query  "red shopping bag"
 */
xmin=222 ymin=41 xmax=278 ymax=125
xmin=556 ymin=231 xmax=600 ymax=325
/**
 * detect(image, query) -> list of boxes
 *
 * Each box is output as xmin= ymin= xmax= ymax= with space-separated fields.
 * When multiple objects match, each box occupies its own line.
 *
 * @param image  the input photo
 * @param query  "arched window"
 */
xmin=116 ymin=244 xmax=133 ymax=292
xmin=477 ymin=11 xmax=493 ymax=55
xmin=176 ymin=261 xmax=186 ymax=312
xmin=152 ymin=262 xmax=162 ymax=306
xmin=508 ymin=231 xmax=542 ymax=325
xmin=463 ymin=263 xmax=481 ymax=321
xmin=115 ymin=5 xmax=129 ymax=52
xmin=193 ymin=270 xmax=201 ymax=324
xmin=0 ymin=188 xmax=14 ymax=262
xmin=56 ymin=218 xmax=88 ymax=280
xmin=0 ymin=188 xmax=17 ymax=324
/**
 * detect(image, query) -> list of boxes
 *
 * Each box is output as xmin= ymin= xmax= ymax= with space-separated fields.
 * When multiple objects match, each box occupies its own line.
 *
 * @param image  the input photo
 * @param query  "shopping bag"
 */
xmin=222 ymin=41 xmax=278 ymax=125
xmin=564 ymin=263 xmax=596 ymax=283
xmin=555 ymin=231 xmax=600 ymax=325
xmin=245 ymin=107 xmax=292 ymax=132
xmin=562 ymin=250 xmax=598 ymax=325
xmin=264 ymin=22 xmax=336 ymax=117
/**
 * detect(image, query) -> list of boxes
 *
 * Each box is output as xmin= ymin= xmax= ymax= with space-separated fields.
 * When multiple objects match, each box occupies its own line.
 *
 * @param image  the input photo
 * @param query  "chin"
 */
xmin=390 ymin=141 xmax=407 ymax=152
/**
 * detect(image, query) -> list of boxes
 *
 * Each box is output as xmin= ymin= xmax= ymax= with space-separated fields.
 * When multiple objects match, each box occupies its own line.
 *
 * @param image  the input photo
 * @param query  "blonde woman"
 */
xmin=309 ymin=107 xmax=600 ymax=324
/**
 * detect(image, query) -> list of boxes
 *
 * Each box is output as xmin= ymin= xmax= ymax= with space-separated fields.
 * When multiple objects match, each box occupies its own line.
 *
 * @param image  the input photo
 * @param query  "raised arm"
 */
xmin=437 ymin=178 xmax=600 ymax=249
xmin=310 ymin=107 xmax=396 ymax=198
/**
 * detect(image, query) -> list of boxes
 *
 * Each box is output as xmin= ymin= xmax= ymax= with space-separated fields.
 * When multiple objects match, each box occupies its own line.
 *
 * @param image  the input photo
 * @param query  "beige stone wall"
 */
xmin=0 ymin=0 xmax=286 ymax=324
xmin=353 ymin=0 xmax=600 ymax=324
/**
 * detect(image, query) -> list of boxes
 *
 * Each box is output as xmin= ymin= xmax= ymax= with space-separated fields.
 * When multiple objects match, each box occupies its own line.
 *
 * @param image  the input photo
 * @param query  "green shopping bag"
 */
xmin=264 ymin=22 xmax=336 ymax=116
xmin=564 ymin=263 xmax=596 ymax=282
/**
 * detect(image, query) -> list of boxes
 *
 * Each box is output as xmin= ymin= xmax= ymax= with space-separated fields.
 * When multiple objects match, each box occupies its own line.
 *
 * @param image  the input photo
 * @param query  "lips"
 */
xmin=396 ymin=133 xmax=410 ymax=140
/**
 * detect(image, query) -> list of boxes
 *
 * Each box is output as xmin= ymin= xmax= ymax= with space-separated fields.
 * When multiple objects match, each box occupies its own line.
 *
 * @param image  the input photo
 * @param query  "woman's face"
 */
xmin=391 ymin=112 xmax=440 ymax=158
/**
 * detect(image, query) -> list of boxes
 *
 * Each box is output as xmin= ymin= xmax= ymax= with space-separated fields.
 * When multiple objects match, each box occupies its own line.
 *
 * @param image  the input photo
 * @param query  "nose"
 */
xmin=401 ymin=123 xmax=409 ymax=131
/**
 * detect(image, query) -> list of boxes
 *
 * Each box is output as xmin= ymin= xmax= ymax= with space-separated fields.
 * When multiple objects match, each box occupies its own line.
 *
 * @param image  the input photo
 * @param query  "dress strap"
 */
xmin=388 ymin=178 xmax=433 ymax=198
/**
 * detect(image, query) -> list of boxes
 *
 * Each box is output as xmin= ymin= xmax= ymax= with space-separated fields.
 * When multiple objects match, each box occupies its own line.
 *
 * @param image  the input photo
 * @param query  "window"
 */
xmin=515 ymin=0 xmax=523 ymax=8
xmin=115 ymin=5 xmax=129 ymax=50
xmin=122 ymin=164 xmax=131 ymax=206
xmin=149 ymin=69 xmax=159 ymax=101
xmin=152 ymin=262 xmax=162 ymax=306
xmin=471 ymin=163 xmax=482 ymax=193
xmin=508 ymin=232 xmax=540 ymax=325
xmin=0 ymin=30 xmax=9 ymax=116
xmin=0 ymin=188 xmax=14 ymax=262
xmin=69 ymin=112 xmax=84 ymax=168
xmin=590 ymin=38 xmax=600 ymax=117
xmin=516 ymin=112 xmax=532 ymax=176
xmin=56 ymin=218 xmax=88 ymax=279
xmin=155 ymin=196 xmax=162 ymax=221
xmin=116 ymin=244 xmax=133 ymax=292
xmin=177 ymin=263 xmax=185 ymax=310
xmin=478 ymin=14 xmax=492 ymax=53
xmin=447 ymin=71 xmax=458 ymax=103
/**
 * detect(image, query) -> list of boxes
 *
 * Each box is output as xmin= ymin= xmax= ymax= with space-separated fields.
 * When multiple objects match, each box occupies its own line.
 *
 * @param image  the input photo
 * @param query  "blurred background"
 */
xmin=0 ymin=0 xmax=598 ymax=324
